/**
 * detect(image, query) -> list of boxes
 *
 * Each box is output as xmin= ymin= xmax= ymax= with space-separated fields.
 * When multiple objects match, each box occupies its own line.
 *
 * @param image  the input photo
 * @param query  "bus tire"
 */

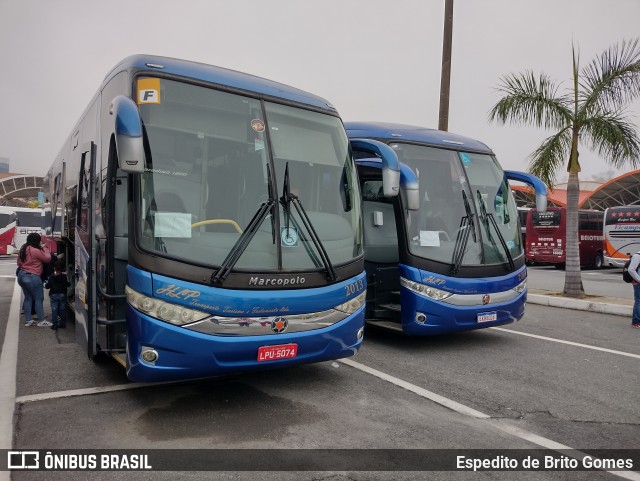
xmin=554 ymin=263 xmax=566 ymax=270
xmin=594 ymin=254 xmax=603 ymax=269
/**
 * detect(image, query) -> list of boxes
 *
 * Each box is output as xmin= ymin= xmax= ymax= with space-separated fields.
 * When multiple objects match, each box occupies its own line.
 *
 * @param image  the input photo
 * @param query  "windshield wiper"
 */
xmin=211 ymin=165 xmax=276 ymax=284
xmin=450 ymin=190 xmax=475 ymax=275
xmin=280 ymin=162 xmax=337 ymax=282
xmin=476 ymin=190 xmax=515 ymax=271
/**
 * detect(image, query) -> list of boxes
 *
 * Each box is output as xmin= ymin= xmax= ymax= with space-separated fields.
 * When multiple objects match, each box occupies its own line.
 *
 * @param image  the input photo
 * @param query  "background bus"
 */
xmin=41 ymin=55 xmax=399 ymax=382
xmin=13 ymin=206 xmax=44 ymax=252
xmin=526 ymin=207 xmax=604 ymax=268
xmin=0 ymin=206 xmax=17 ymax=255
xmin=603 ymin=206 xmax=640 ymax=267
xmin=346 ymin=122 xmax=547 ymax=335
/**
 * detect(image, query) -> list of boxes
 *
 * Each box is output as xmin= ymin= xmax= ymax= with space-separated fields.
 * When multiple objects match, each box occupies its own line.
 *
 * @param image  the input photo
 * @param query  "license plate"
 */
xmin=477 ymin=311 xmax=497 ymax=323
xmin=257 ymin=344 xmax=298 ymax=362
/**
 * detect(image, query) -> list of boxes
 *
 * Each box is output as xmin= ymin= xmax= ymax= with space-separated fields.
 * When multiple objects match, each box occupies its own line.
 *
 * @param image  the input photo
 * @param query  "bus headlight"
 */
xmin=512 ymin=279 xmax=527 ymax=294
xmin=125 ymin=285 xmax=210 ymax=326
xmin=334 ymin=292 xmax=366 ymax=314
xmin=400 ymin=277 xmax=452 ymax=301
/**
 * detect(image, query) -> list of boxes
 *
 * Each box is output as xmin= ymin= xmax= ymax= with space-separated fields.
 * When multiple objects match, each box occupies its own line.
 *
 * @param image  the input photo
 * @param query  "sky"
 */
xmin=1 ymin=0 xmax=639 ymax=186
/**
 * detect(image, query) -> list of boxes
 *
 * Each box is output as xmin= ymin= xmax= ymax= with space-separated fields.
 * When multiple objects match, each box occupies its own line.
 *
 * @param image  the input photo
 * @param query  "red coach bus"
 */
xmin=525 ymin=207 xmax=604 ymax=269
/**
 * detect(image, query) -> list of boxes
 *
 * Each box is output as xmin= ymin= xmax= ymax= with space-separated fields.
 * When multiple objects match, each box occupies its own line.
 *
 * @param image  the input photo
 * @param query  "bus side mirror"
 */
xmin=350 ymin=139 xmax=400 ymax=197
xmin=110 ymin=96 xmax=145 ymax=174
xmin=400 ymin=163 xmax=420 ymax=211
xmin=504 ymin=170 xmax=548 ymax=213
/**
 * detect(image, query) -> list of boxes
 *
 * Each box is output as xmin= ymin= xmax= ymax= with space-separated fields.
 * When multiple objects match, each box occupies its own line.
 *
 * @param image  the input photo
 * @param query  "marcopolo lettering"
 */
xmin=249 ymin=276 xmax=306 ymax=287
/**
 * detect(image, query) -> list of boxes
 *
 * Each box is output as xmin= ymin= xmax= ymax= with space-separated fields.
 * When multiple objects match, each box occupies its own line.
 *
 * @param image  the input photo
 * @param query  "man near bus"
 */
xmin=629 ymin=251 xmax=640 ymax=328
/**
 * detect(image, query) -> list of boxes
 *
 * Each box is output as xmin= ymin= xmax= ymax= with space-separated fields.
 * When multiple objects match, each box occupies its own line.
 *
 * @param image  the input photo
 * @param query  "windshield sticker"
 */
xmin=507 ymin=240 xmax=516 ymax=249
xmin=254 ymin=139 xmax=265 ymax=151
xmin=137 ymin=78 xmax=161 ymax=104
xmin=281 ymin=226 xmax=299 ymax=247
xmin=459 ymin=152 xmax=471 ymax=165
xmin=251 ymin=119 xmax=265 ymax=133
xmin=419 ymin=230 xmax=441 ymax=247
xmin=154 ymin=212 xmax=192 ymax=238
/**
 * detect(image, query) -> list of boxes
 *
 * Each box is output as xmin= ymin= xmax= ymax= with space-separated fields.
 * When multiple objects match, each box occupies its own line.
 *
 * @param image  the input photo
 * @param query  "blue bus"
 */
xmin=41 ymin=56 xmax=400 ymax=381
xmin=346 ymin=122 xmax=547 ymax=335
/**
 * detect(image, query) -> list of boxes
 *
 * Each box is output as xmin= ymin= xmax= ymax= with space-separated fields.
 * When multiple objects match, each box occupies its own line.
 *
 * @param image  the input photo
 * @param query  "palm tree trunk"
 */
xmin=563 ymin=171 xmax=584 ymax=297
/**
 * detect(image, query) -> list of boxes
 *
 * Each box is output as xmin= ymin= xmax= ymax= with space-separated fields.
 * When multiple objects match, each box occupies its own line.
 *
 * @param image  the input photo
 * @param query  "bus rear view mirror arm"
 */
xmin=400 ymin=163 xmax=420 ymax=211
xmin=110 ymin=95 xmax=145 ymax=174
xmin=504 ymin=170 xmax=548 ymax=213
xmin=350 ymin=139 xmax=400 ymax=197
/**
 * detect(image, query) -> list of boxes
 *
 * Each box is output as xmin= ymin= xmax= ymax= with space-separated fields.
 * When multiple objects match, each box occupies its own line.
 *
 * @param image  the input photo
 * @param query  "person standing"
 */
xmin=16 ymin=233 xmax=52 ymax=327
xmin=44 ymin=260 xmax=70 ymax=330
xmin=628 ymin=251 xmax=640 ymax=328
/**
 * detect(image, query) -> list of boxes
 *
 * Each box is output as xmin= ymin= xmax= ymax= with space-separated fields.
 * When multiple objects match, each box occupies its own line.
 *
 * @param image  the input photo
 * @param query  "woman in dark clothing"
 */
xmin=16 ymin=233 xmax=52 ymax=327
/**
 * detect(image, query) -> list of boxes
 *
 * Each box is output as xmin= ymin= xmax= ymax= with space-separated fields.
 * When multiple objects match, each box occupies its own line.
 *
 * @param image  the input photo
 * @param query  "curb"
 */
xmin=527 ymin=294 xmax=632 ymax=317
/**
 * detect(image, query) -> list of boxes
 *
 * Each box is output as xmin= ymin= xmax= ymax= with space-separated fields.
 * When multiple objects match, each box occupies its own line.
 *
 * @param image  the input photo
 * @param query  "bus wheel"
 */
xmin=554 ymin=263 xmax=566 ymax=270
xmin=594 ymin=254 xmax=604 ymax=269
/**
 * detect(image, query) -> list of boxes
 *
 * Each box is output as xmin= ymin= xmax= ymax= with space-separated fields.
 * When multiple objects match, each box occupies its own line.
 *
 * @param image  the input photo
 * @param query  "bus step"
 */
xmin=378 ymin=303 xmax=401 ymax=312
xmin=110 ymin=352 xmax=126 ymax=368
xmin=366 ymin=319 xmax=404 ymax=332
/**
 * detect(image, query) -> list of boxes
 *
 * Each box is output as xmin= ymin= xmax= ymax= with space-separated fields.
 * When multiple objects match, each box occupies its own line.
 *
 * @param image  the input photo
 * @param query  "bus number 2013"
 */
xmin=344 ymin=279 xmax=364 ymax=296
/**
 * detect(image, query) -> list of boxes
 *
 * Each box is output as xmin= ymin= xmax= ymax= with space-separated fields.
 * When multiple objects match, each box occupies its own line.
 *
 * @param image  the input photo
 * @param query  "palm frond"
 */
xmin=580 ymin=38 xmax=640 ymax=113
xmin=528 ymin=128 xmax=572 ymax=187
xmin=580 ymin=113 xmax=640 ymax=168
xmin=488 ymin=71 xmax=572 ymax=129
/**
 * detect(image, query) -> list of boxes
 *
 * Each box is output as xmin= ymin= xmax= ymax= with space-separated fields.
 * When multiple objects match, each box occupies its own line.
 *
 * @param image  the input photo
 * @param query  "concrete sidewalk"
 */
xmin=527 ymin=288 xmax=633 ymax=317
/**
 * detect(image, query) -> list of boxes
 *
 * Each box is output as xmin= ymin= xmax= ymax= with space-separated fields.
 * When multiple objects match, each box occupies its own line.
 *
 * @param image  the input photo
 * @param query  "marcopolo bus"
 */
xmin=345 ymin=122 xmax=547 ymax=335
xmin=41 ymin=55 xmax=400 ymax=381
xmin=603 ymin=205 xmax=640 ymax=267
xmin=525 ymin=207 xmax=604 ymax=268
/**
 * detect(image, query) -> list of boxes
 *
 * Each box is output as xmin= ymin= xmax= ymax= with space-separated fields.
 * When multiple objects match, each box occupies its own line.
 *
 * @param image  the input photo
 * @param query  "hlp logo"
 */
xmin=7 ymin=451 xmax=39 ymax=469
xmin=137 ymin=78 xmax=161 ymax=104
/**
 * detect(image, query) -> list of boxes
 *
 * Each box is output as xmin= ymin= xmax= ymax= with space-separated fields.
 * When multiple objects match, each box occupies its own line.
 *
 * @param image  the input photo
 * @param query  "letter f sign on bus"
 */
xmin=137 ymin=78 xmax=161 ymax=104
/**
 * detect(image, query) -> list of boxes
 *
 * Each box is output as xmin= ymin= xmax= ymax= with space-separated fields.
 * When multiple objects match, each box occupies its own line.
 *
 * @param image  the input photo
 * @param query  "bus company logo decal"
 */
xmin=580 ymin=234 xmax=604 ymax=241
xmin=249 ymin=276 xmax=306 ymax=287
xmin=422 ymin=275 xmax=446 ymax=286
xmin=155 ymin=285 xmax=201 ymax=301
xmin=271 ymin=317 xmax=288 ymax=333
xmin=482 ymin=294 xmax=490 ymax=305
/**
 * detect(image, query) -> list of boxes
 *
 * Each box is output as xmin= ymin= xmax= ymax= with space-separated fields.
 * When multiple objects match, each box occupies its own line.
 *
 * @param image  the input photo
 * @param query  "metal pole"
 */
xmin=438 ymin=0 xmax=454 ymax=132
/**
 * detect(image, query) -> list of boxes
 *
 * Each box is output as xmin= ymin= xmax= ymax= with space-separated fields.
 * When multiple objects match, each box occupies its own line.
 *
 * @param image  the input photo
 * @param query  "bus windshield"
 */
xmin=137 ymin=77 xmax=361 ymax=271
xmin=391 ymin=143 xmax=522 ymax=266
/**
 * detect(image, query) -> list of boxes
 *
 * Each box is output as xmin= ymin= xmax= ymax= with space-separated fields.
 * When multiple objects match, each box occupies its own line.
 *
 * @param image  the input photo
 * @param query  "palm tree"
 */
xmin=489 ymin=39 xmax=640 ymax=297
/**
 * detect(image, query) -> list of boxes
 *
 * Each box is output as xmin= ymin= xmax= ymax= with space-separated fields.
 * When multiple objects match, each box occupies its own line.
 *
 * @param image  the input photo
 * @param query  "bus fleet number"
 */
xmin=344 ymin=279 xmax=364 ymax=296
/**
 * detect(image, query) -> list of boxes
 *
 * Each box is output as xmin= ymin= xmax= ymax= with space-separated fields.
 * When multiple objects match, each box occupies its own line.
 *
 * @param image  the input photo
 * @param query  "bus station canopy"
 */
xmin=511 ymin=169 xmax=640 ymax=211
xmin=0 ymin=173 xmax=43 ymax=203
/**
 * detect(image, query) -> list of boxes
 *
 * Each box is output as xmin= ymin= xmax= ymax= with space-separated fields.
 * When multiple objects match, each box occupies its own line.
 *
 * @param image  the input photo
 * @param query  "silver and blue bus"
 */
xmin=346 ymin=122 xmax=547 ymax=335
xmin=41 ymin=56 xmax=399 ymax=381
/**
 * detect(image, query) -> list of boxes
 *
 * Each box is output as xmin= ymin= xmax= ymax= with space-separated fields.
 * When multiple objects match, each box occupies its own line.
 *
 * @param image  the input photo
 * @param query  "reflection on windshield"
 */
xmin=392 ymin=143 xmax=522 ymax=267
xmin=136 ymin=77 xmax=361 ymax=272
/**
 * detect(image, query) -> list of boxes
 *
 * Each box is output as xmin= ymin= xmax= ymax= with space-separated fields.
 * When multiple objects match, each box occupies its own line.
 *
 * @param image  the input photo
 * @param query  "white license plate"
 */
xmin=477 ymin=311 xmax=497 ymax=323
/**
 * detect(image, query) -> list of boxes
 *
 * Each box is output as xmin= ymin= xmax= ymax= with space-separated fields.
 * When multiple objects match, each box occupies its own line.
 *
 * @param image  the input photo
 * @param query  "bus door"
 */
xmin=359 ymin=177 xmax=401 ymax=321
xmin=74 ymin=142 xmax=99 ymax=359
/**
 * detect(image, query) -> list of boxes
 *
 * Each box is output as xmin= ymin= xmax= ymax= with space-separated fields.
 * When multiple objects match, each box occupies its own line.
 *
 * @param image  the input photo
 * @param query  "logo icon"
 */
xmin=251 ymin=119 xmax=266 ymax=133
xmin=271 ymin=317 xmax=288 ymax=333
xmin=482 ymin=294 xmax=490 ymax=305
xmin=7 ymin=451 xmax=39 ymax=469
xmin=281 ymin=226 xmax=298 ymax=247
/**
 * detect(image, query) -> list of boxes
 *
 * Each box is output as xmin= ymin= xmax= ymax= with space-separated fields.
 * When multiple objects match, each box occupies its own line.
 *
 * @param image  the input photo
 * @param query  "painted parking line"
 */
xmin=491 ymin=327 xmax=640 ymax=359
xmin=340 ymin=358 xmax=640 ymax=481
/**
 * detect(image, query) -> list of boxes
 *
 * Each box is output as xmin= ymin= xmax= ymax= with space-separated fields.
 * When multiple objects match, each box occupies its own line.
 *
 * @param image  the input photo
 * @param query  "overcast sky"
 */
xmin=1 ymin=0 xmax=639 ymax=185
